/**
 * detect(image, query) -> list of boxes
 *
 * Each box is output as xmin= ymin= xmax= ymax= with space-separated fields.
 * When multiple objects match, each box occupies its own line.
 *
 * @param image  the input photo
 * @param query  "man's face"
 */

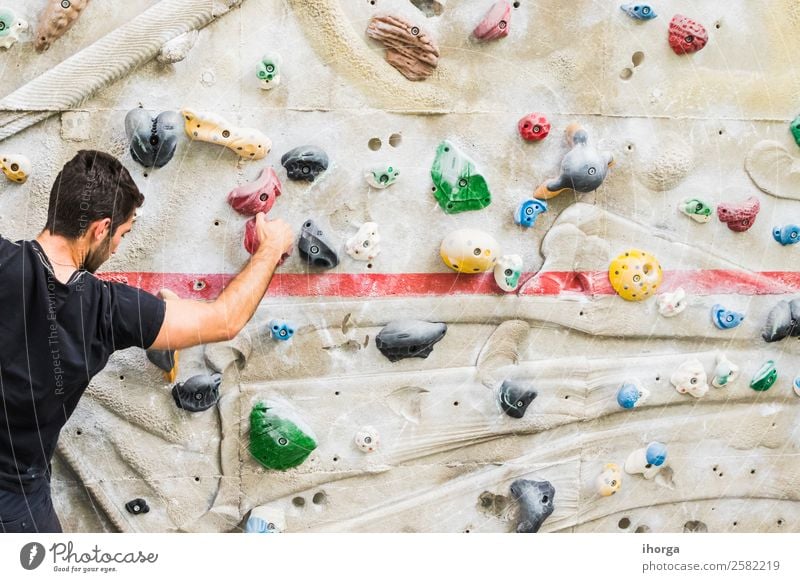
xmin=82 ymin=213 xmax=135 ymax=273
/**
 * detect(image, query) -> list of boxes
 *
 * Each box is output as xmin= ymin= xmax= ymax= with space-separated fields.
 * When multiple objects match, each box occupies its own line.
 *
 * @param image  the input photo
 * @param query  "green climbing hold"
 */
xmin=430 ymin=140 xmax=492 ymax=214
xmin=750 ymin=360 xmax=777 ymax=392
xmin=249 ymin=400 xmax=317 ymax=470
xmin=791 ymin=115 xmax=800 ymax=148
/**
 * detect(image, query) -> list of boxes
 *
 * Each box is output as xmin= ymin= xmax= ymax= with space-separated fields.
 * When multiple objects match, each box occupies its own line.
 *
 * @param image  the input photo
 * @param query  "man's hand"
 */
xmin=254 ymin=213 xmax=293 ymax=262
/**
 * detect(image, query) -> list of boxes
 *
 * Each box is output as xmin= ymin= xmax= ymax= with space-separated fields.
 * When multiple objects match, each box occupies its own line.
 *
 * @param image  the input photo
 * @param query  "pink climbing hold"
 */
xmin=518 ymin=113 xmax=551 ymax=142
xmin=717 ymin=196 xmax=761 ymax=232
xmin=473 ymin=0 xmax=511 ymax=41
xmin=228 ymin=167 xmax=282 ymax=216
xmin=244 ymin=217 xmax=259 ymax=255
xmin=668 ymin=15 xmax=708 ymax=55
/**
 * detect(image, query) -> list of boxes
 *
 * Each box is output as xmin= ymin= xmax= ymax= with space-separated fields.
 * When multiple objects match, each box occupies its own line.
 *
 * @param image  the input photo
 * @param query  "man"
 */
xmin=0 ymin=150 xmax=293 ymax=532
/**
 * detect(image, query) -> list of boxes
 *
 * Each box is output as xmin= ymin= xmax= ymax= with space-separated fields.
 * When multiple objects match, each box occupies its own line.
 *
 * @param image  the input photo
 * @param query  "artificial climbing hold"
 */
xmin=509 ymin=479 xmax=555 ymax=533
xmin=440 ymin=229 xmax=500 ymax=273
xmin=773 ymin=225 xmax=800 ymax=246
xmin=596 ymin=463 xmax=622 ymax=497
xmin=473 ymin=0 xmax=511 ymax=41
xmin=249 ymin=400 xmax=318 ymax=471
xmin=750 ymin=360 xmax=777 ymax=392
xmin=670 ymin=359 xmax=708 ymax=398
xmin=269 ymin=319 xmax=295 ymax=341
xmin=147 ymin=349 xmax=178 ymax=383
xmin=35 ymin=0 xmax=90 ymax=52
xmin=620 ymin=4 xmax=657 ymax=20
xmin=762 ymin=298 xmax=800 ymax=342
xmin=431 ymin=140 xmax=492 ymax=213
xmin=346 ymin=222 xmax=381 ymax=262
xmin=375 ymin=320 xmax=447 ymax=362
xmin=125 ymin=498 xmax=150 ymax=515
xmin=182 ymin=109 xmax=270 ymax=160
xmin=717 ymin=196 xmax=760 ymax=232
xmin=517 ymin=113 xmax=551 ymax=142
xmin=494 ymin=255 xmax=523 ymax=292
xmin=228 ymin=167 xmax=282 ymax=216
xmin=0 ymin=7 xmax=28 ymax=49
xmin=171 ymin=373 xmax=221 ymax=412
xmin=657 ymin=288 xmax=687 ymax=317
xmin=608 ymin=249 xmax=663 ymax=301
xmin=298 ymin=219 xmax=339 ymax=269
xmin=791 ymin=115 xmax=800 ymax=148
xmin=514 ymin=199 xmax=548 ymax=228
xmin=257 ymin=52 xmax=282 ymax=90
xmin=711 ymin=304 xmax=745 ymax=330
xmin=624 ymin=442 xmax=667 ymax=479
xmin=365 ymin=164 xmax=400 ymax=189
xmin=0 ymin=154 xmax=31 ymax=184
xmin=245 ymin=506 xmax=286 ymax=533
xmin=712 ymin=353 xmax=739 ymax=388
xmin=366 ymin=15 xmax=440 ymax=81
xmin=498 ymin=380 xmax=537 ymax=419
xmin=534 ymin=124 xmax=614 ymax=200
xmin=281 ymin=145 xmax=329 ymax=182
xmin=616 ymin=379 xmax=650 ymax=409
xmin=794 ymin=375 xmax=800 ymax=397
xmin=125 ymin=109 xmax=183 ymax=169
xmin=679 ymin=197 xmax=713 ymax=223
xmin=668 ymin=15 xmax=708 ymax=55
xmin=354 ymin=426 xmax=380 ymax=453
xmin=243 ymin=217 xmax=260 ymax=255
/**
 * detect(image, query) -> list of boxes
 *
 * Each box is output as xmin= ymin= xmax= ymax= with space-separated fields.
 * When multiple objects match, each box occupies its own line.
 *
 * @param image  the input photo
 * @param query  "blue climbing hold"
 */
xmin=772 ymin=225 xmax=800 ymax=246
xmin=245 ymin=516 xmax=279 ymax=533
xmin=620 ymin=4 xmax=657 ymax=20
xmin=645 ymin=442 xmax=667 ymax=466
xmin=269 ymin=319 xmax=295 ymax=341
xmin=711 ymin=305 xmax=745 ymax=330
xmin=616 ymin=380 xmax=649 ymax=409
xmin=514 ymin=199 xmax=548 ymax=228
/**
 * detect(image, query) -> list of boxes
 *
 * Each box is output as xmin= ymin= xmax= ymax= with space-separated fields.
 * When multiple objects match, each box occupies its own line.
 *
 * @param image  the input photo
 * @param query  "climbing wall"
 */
xmin=2 ymin=0 xmax=800 ymax=533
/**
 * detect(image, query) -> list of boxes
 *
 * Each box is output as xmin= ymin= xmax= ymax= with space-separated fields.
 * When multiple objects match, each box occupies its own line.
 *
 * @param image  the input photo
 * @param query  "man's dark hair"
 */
xmin=45 ymin=150 xmax=143 ymax=239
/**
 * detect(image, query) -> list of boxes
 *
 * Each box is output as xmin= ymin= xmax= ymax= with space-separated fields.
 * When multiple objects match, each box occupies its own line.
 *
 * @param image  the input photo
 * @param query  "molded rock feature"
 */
xmin=35 ymin=0 xmax=90 ymax=52
xmin=712 ymin=353 xmax=739 ymax=388
xmin=657 ymin=288 xmax=687 ymax=317
xmin=147 ymin=349 xmax=178 ymax=383
xmin=346 ymin=222 xmax=381 ymax=262
xmin=440 ymin=229 xmax=500 ymax=273
xmin=534 ymin=124 xmax=614 ymax=200
xmin=375 ymin=320 xmax=447 ymax=362
xmin=711 ymin=304 xmax=745 ymax=330
xmin=668 ymin=15 xmax=708 ymax=55
xmin=181 ymin=109 xmax=270 ymax=160
xmin=125 ymin=109 xmax=183 ymax=169
xmin=616 ymin=379 xmax=650 ymax=409
xmin=228 ymin=167 xmax=282 ymax=216
xmin=473 ymin=0 xmax=511 ymax=41
xmin=679 ymin=197 xmax=713 ymax=223
xmin=245 ymin=506 xmax=286 ymax=533
xmin=366 ymin=15 xmax=440 ymax=81
xmin=498 ymin=380 xmax=537 ymax=419
xmin=794 ymin=375 xmax=800 ymax=397
xmin=791 ymin=115 xmax=800 ymax=148
xmin=608 ymin=249 xmax=662 ymax=301
xmin=257 ymin=52 xmax=282 ymax=90
xmin=509 ymin=479 xmax=555 ymax=533
xmin=354 ymin=426 xmax=380 ymax=453
xmin=171 ymin=373 xmax=221 ymax=412
xmin=494 ymin=255 xmax=523 ymax=292
xmin=269 ymin=319 xmax=295 ymax=341
xmin=0 ymin=154 xmax=31 ymax=184
xmin=773 ymin=224 xmax=800 ymax=246
xmin=671 ymin=359 xmax=708 ymax=398
xmin=431 ymin=141 xmax=492 ymax=213
xmin=620 ymin=4 xmax=657 ymax=20
xmin=157 ymin=30 xmax=199 ymax=64
xmin=717 ymin=196 xmax=760 ymax=232
xmin=518 ymin=113 xmax=551 ymax=142
xmin=750 ymin=360 xmax=777 ymax=392
xmin=365 ymin=164 xmax=400 ymax=189
xmin=762 ymin=298 xmax=800 ymax=342
xmin=0 ymin=8 xmax=28 ymax=49
xmin=281 ymin=145 xmax=329 ymax=182
xmin=596 ymin=463 xmax=622 ymax=497
xmin=249 ymin=400 xmax=318 ymax=471
xmin=125 ymin=498 xmax=150 ymax=515
xmin=625 ymin=442 xmax=667 ymax=479
xmin=514 ymin=199 xmax=548 ymax=227
xmin=298 ymin=219 xmax=339 ymax=269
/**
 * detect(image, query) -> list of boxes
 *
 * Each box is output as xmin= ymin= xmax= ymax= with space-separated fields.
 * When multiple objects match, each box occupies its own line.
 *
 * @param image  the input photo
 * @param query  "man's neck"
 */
xmin=35 ymin=231 xmax=84 ymax=282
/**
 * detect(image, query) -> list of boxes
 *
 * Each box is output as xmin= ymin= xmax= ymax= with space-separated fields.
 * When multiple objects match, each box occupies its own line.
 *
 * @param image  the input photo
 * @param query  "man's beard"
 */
xmin=82 ymin=232 xmax=112 ymax=273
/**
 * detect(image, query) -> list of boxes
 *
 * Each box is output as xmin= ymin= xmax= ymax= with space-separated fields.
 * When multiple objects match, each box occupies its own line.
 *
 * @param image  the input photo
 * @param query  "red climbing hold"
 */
xmin=668 ymin=14 xmax=708 ymax=55
xmin=228 ymin=167 xmax=282 ymax=216
xmin=717 ymin=196 xmax=760 ymax=232
xmin=473 ymin=0 xmax=511 ymax=42
xmin=518 ymin=113 xmax=551 ymax=142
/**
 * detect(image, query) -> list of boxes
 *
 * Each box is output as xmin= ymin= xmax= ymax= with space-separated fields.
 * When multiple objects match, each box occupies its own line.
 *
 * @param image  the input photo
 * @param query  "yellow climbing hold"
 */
xmin=608 ymin=249 xmax=662 ymax=301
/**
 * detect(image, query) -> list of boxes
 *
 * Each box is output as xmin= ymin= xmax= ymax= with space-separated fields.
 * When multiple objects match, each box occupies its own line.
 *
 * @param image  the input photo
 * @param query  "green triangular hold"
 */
xmin=431 ymin=140 xmax=492 ymax=213
xmin=249 ymin=400 xmax=317 ymax=471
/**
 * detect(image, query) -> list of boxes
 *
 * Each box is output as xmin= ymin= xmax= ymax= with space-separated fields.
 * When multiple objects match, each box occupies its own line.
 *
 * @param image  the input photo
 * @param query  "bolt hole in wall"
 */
xmin=312 ymin=492 xmax=327 ymax=505
xmin=292 ymin=497 xmax=305 ymax=507
xmin=618 ymin=517 xmax=631 ymax=529
xmin=389 ymin=133 xmax=402 ymax=148
xmin=368 ymin=137 xmax=382 ymax=151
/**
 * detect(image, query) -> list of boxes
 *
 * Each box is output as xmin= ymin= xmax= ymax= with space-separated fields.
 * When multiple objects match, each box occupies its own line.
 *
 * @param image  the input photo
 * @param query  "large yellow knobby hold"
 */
xmin=608 ymin=249 xmax=662 ymax=301
xmin=440 ymin=228 xmax=500 ymax=273
xmin=0 ymin=153 xmax=32 ymax=184
xmin=181 ymin=109 xmax=271 ymax=160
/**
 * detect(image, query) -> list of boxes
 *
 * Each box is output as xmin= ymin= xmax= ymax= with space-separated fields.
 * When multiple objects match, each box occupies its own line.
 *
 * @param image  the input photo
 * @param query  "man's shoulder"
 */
xmin=0 ymin=234 xmax=22 ymax=264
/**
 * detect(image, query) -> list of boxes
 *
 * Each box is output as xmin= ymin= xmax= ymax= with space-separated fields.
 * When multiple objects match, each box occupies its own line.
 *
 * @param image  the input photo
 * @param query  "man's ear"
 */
xmin=93 ymin=218 xmax=112 ymax=242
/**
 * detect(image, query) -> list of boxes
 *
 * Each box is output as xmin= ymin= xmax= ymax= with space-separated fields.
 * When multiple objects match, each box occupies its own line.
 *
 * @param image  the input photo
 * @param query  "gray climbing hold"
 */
xmin=498 ymin=380 xmax=537 ymax=419
xmin=281 ymin=145 xmax=329 ymax=182
xmin=375 ymin=320 xmax=447 ymax=362
xmin=171 ymin=373 xmax=222 ymax=412
xmin=762 ymin=298 xmax=800 ymax=342
xmin=147 ymin=349 xmax=175 ymax=374
xmin=125 ymin=109 xmax=183 ymax=169
xmin=298 ymin=219 xmax=339 ymax=269
xmin=510 ymin=478 xmax=555 ymax=533
xmin=125 ymin=498 xmax=150 ymax=515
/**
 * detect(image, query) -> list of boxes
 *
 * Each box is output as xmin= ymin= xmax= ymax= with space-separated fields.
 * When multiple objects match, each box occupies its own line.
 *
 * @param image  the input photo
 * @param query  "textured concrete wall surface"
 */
xmin=2 ymin=0 xmax=800 ymax=532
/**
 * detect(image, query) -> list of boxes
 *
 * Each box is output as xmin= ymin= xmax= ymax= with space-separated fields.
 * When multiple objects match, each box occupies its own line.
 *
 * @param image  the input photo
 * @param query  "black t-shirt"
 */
xmin=0 ymin=236 xmax=166 ymax=493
